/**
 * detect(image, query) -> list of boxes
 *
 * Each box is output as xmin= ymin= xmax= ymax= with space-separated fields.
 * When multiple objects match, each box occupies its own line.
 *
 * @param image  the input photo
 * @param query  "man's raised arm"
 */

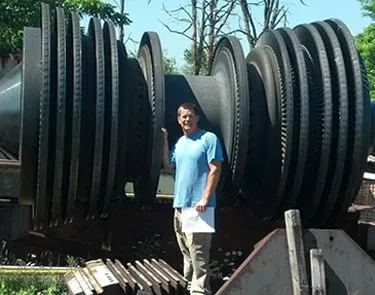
xmin=161 ymin=128 xmax=174 ymax=173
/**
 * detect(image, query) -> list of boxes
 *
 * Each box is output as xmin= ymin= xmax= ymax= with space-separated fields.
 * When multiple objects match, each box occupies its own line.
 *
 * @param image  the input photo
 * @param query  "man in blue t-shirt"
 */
xmin=161 ymin=102 xmax=224 ymax=295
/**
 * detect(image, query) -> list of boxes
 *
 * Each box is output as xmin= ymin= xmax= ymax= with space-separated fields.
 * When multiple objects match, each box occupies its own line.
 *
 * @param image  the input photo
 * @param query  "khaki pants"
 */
xmin=174 ymin=209 xmax=212 ymax=295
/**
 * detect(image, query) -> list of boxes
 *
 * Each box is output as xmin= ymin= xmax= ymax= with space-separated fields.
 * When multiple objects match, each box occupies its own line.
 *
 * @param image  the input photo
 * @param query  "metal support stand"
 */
xmin=215 ymin=209 xmax=375 ymax=295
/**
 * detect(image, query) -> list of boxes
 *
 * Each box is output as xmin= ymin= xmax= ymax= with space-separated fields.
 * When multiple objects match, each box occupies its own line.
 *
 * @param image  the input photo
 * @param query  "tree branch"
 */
xmin=162 ymin=3 xmax=193 ymax=23
xmin=161 ymin=22 xmax=194 ymax=41
xmin=239 ymin=0 xmax=258 ymax=48
xmin=215 ymin=0 xmax=236 ymax=36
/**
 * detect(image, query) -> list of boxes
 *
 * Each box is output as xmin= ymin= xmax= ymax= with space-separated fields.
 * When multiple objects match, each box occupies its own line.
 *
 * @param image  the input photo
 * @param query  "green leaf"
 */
xmin=356 ymin=23 xmax=375 ymax=100
xmin=0 ymin=0 xmax=131 ymax=55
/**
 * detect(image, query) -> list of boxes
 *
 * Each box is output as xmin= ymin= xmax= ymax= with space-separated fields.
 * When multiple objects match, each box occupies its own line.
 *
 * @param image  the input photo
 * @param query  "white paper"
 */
xmin=181 ymin=207 xmax=215 ymax=233
xmin=364 ymin=172 xmax=375 ymax=180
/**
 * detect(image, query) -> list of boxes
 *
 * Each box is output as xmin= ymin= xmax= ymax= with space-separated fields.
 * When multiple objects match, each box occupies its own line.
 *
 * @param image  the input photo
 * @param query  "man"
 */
xmin=161 ymin=102 xmax=224 ymax=295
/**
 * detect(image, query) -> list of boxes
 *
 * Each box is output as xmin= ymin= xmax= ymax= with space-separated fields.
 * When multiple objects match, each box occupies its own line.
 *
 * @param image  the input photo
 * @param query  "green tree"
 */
xmin=163 ymin=1 xmax=306 ymax=75
xmin=357 ymin=0 xmax=375 ymax=100
xmin=0 ymin=0 xmax=131 ymax=56
xmin=359 ymin=0 xmax=375 ymax=19
xmin=126 ymin=48 xmax=179 ymax=74
xmin=356 ymin=24 xmax=375 ymax=100
xmin=163 ymin=52 xmax=179 ymax=74
xmin=181 ymin=47 xmax=208 ymax=75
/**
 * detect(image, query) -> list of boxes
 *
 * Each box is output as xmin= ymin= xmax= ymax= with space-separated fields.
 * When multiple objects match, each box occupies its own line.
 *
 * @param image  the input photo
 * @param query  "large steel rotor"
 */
xmin=0 ymin=3 xmax=373 ymax=230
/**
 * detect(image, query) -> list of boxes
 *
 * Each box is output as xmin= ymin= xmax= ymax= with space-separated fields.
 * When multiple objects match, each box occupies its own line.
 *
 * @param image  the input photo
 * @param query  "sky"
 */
xmin=96 ymin=0 xmax=372 ymax=68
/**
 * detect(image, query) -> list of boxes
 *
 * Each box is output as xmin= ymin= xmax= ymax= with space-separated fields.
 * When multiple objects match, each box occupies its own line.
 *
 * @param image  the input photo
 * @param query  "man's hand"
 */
xmin=161 ymin=127 xmax=174 ymax=173
xmin=194 ymin=198 xmax=208 ymax=212
xmin=195 ymin=160 xmax=221 ymax=212
xmin=161 ymin=127 xmax=168 ymax=140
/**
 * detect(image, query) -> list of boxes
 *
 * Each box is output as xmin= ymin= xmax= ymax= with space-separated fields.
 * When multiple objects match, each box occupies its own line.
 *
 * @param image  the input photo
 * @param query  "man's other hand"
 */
xmin=194 ymin=199 xmax=208 ymax=212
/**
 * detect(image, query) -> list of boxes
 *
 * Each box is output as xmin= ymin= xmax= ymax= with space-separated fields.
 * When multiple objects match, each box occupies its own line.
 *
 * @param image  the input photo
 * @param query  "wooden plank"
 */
xmin=310 ymin=249 xmax=326 ymax=295
xmin=284 ymin=210 xmax=309 ymax=295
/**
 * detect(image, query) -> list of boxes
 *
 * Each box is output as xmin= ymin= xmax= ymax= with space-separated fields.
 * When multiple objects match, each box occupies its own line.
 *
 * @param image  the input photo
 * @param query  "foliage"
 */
xmin=359 ymin=0 xmax=375 ymax=20
xmin=0 ymin=274 xmax=66 ymax=295
xmin=65 ymin=255 xmax=81 ymax=267
xmin=0 ymin=240 xmax=17 ymax=265
xmin=357 ymin=0 xmax=375 ymax=100
xmin=162 ymin=0 xmax=237 ymax=75
xmin=127 ymin=48 xmax=180 ymax=74
xmin=0 ymin=240 xmax=83 ymax=294
xmin=163 ymin=0 xmax=307 ymax=75
xmin=163 ymin=50 xmax=179 ymax=74
xmin=181 ymin=47 xmax=208 ymax=75
xmin=0 ymin=0 xmax=131 ymax=55
xmin=356 ymin=24 xmax=375 ymax=100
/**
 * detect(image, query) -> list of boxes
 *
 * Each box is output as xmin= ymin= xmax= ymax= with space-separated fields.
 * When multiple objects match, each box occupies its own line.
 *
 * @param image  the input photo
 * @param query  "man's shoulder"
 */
xmin=201 ymin=130 xmax=219 ymax=141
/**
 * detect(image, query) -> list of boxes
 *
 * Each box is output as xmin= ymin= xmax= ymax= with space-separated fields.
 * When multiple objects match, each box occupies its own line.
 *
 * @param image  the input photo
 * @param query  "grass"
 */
xmin=0 ymin=241 xmax=81 ymax=295
xmin=0 ymin=273 xmax=67 ymax=295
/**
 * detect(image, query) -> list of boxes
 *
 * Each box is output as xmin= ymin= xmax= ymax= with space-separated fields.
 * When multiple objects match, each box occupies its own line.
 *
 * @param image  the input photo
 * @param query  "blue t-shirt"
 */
xmin=170 ymin=129 xmax=224 ymax=208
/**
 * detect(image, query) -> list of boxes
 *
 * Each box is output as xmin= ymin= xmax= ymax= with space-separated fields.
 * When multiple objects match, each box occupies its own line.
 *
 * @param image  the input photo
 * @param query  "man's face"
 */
xmin=177 ymin=107 xmax=199 ymax=134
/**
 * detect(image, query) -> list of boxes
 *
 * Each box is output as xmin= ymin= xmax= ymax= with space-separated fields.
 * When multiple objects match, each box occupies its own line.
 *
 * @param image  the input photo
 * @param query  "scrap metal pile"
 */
xmin=0 ymin=3 xmax=373 ymax=231
xmin=64 ymin=258 xmax=188 ymax=295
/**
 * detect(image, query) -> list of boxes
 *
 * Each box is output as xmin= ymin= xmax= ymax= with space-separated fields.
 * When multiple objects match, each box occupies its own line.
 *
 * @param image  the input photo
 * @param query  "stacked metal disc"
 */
xmin=18 ymin=3 xmax=165 ymax=230
xmin=0 ymin=2 xmax=372 ymax=230
xmin=244 ymin=20 xmax=372 ymax=224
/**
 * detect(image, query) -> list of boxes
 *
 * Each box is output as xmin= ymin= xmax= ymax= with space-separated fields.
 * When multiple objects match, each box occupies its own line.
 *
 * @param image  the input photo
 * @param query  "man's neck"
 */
xmin=184 ymin=128 xmax=200 ymax=137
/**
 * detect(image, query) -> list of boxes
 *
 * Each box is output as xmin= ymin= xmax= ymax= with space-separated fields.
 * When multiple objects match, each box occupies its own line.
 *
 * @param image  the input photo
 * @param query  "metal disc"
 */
xmin=124 ymin=57 xmax=149 ymax=181
xmin=50 ymin=7 xmax=67 ymax=226
xmin=209 ymin=36 xmax=250 ymax=199
xmin=87 ymin=17 xmax=105 ymax=218
xmin=244 ymin=46 xmax=280 ymax=217
xmin=35 ymin=2 xmax=51 ymax=230
xmin=134 ymin=32 xmax=165 ymax=204
xmin=325 ymin=18 xmax=371 ymax=217
xmin=20 ymin=27 xmax=41 ymax=206
xmin=77 ymin=34 xmax=94 ymax=217
xmin=276 ymin=27 xmax=309 ymax=213
xmin=65 ymin=11 xmax=82 ymax=223
xmin=294 ymin=24 xmax=332 ymax=222
xmin=310 ymin=21 xmax=349 ymax=224
xmin=256 ymin=30 xmax=294 ymax=218
xmin=113 ymin=40 xmax=128 ymax=195
xmin=101 ymin=20 xmax=119 ymax=217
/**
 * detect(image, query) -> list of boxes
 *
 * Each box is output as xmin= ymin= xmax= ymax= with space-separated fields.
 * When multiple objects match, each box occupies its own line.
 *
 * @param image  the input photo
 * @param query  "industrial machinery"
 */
xmin=1 ymin=2 xmax=373 ymax=232
xmin=1 ymin=2 xmax=375 ymax=293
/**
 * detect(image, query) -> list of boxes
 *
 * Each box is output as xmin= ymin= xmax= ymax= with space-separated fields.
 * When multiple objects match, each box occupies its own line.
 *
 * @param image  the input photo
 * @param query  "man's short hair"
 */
xmin=177 ymin=102 xmax=199 ymax=116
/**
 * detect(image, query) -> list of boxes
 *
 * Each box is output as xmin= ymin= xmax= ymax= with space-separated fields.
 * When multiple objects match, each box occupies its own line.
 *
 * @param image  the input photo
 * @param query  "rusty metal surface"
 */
xmin=216 ymin=228 xmax=375 ymax=295
xmin=65 ymin=258 xmax=187 ymax=295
